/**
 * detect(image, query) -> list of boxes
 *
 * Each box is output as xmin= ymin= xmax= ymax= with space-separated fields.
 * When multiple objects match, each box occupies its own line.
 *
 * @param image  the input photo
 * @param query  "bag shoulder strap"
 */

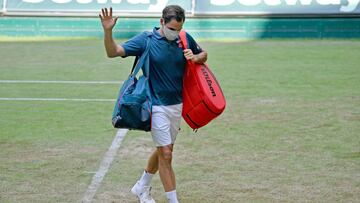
xmin=130 ymin=31 xmax=153 ymax=75
xmin=130 ymin=56 xmax=139 ymax=74
xmin=179 ymin=30 xmax=188 ymax=50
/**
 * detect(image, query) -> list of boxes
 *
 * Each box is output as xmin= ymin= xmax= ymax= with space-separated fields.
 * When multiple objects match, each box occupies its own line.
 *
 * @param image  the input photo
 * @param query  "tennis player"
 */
xmin=99 ymin=5 xmax=207 ymax=203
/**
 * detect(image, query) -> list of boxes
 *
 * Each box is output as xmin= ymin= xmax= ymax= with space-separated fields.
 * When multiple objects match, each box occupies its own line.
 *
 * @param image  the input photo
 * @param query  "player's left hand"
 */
xmin=184 ymin=49 xmax=195 ymax=61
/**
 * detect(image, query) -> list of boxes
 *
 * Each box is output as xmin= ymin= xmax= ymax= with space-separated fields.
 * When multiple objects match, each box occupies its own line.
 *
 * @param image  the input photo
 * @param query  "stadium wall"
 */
xmin=0 ymin=16 xmax=360 ymax=39
xmin=1 ymin=0 xmax=360 ymax=39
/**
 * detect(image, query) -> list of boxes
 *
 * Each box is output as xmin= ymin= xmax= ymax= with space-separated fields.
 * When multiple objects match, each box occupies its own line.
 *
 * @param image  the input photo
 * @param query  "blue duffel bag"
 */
xmin=112 ymin=33 xmax=152 ymax=131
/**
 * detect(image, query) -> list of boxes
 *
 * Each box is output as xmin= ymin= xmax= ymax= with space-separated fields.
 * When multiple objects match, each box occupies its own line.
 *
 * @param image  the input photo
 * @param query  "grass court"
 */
xmin=0 ymin=38 xmax=359 ymax=202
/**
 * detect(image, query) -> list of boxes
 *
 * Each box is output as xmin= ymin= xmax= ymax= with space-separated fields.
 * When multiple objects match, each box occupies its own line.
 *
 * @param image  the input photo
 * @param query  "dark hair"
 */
xmin=162 ymin=5 xmax=185 ymax=24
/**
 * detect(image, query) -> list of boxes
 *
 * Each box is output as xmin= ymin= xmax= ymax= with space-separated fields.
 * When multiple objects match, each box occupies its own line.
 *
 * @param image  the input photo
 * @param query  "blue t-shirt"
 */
xmin=122 ymin=27 xmax=203 ymax=106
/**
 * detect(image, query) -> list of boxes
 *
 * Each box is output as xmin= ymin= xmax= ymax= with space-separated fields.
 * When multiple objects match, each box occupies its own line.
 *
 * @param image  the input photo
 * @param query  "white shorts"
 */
xmin=151 ymin=103 xmax=182 ymax=147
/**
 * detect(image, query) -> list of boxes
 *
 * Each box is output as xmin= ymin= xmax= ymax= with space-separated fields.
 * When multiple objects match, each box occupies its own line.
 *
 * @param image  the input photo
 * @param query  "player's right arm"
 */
xmin=99 ymin=7 xmax=125 ymax=58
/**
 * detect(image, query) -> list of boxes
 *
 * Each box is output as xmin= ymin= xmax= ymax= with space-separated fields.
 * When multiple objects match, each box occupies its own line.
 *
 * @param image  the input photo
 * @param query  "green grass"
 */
xmin=0 ymin=38 xmax=359 ymax=203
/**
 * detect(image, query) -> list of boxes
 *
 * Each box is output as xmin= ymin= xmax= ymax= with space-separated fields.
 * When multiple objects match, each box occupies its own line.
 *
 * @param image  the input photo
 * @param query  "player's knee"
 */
xmin=158 ymin=146 xmax=173 ymax=162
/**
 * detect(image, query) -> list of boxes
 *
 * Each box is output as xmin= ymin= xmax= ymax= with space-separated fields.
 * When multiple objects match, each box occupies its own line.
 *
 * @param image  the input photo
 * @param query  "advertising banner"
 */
xmin=5 ymin=0 xmax=192 ymax=14
xmin=196 ymin=0 xmax=360 ymax=15
xmin=2 ymin=0 xmax=360 ymax=15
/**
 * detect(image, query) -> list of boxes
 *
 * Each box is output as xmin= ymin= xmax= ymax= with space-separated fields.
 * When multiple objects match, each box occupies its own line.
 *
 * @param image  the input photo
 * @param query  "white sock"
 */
xmin=166 ymin=190 xmax=179 ymax=203
xmin=138 ymin=170 xmax=154 ymax=187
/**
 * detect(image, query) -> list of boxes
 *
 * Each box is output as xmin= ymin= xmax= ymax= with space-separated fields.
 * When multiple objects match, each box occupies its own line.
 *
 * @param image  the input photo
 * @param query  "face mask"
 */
xmin=163 ymin=25 xmax=180 ymax=41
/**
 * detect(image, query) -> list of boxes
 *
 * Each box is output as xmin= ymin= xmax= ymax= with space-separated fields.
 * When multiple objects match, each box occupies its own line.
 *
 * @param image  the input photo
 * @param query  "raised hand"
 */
xmin=99 ymin=7 xmax=119 ymax=31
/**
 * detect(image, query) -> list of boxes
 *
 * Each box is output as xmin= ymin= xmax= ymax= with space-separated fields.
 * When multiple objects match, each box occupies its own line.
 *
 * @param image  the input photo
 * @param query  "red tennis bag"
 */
xmin=179 ymin=31 xmax=226 ymax=130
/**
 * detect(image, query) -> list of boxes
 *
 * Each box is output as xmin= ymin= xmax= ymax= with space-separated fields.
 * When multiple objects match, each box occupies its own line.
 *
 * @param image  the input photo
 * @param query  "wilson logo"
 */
xmin=201 ymin=67 xmax=216 ymax=97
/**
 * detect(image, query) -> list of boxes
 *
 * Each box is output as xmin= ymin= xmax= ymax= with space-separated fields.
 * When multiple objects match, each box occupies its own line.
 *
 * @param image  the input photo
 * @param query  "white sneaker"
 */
xmin=131 ymin=181 xmax=156 ymax=203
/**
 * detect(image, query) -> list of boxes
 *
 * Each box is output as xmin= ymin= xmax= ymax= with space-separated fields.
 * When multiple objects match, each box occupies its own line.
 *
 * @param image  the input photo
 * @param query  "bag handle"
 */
xmin=179 ymin=30 xmax=195 ymax=67
xmin=130 ymin=32 xmax=152 ymax=77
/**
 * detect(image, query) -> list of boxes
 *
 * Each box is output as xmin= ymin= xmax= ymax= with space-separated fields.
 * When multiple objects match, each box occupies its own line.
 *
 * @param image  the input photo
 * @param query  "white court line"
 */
xmin=0 ymin=80 xmax=122 ymax=84
xmin=82 ymin=129 xmax=128 ymax=203
xmin=0 ymin=98 xmax=115 ymax=102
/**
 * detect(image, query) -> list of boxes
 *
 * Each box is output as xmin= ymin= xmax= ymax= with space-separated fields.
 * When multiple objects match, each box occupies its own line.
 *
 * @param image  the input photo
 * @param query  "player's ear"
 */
xmin=160 ymin=18 xmax=165 ymax=26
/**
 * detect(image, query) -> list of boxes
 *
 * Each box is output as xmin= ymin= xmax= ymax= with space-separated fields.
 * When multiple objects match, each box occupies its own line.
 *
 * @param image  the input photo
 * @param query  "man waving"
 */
xmin=99 ymin=5 xmax=207 ymax=203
